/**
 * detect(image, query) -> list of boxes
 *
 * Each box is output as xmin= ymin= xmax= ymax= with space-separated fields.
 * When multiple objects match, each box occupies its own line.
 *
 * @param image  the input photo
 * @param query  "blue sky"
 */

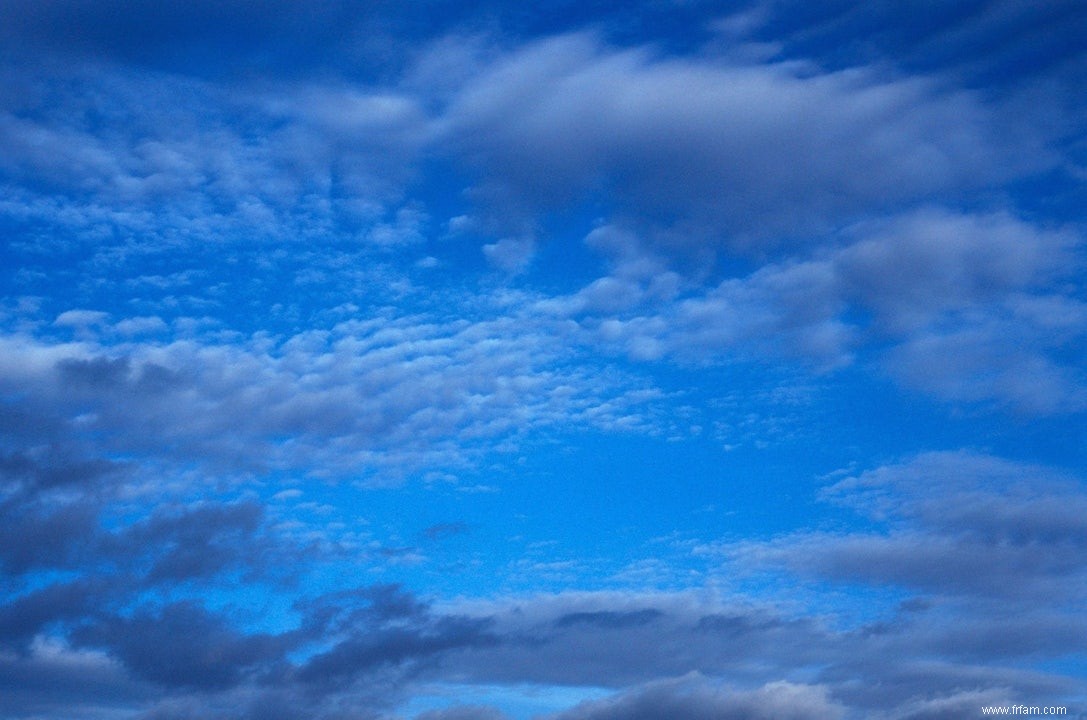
xmin=1 ymin=1 xmax=1086 ymax=718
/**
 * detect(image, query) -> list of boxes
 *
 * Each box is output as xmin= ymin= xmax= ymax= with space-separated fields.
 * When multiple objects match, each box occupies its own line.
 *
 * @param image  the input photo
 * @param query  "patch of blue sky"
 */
xmin=401 ymin=682 xmax=614 ymax=720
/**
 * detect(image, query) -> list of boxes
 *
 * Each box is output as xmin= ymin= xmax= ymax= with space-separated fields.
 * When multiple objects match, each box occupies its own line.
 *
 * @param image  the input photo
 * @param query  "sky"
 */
xmin=1 ymin=1 xmax=1086 ymax=718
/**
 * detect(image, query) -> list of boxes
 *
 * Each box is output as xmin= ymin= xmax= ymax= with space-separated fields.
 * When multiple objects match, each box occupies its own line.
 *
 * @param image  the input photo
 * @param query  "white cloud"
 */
xmin=438 ymin=33 xmax=1050 ymax=245
xmin=545 ymin=675 xmax=844 ymax=720
xmin=836 ymin=208 xmax=1078 ymax=332
xmin=535 ymin=208 xmax=1086 ymax=412
xmin=111 ymin=316 xmax=168 ymax=336
xmin=0 ymin=308 xmax=665 ymax=481
xmin=54 ymin=310 xmax=110 ymax=328
xmin=482 ymin=237 xmax=535 ymax=273
xmin=727 ymin=451 xmax=1087 ymax=600
xmin=884 ymin=325 xmax=1087 ymax=414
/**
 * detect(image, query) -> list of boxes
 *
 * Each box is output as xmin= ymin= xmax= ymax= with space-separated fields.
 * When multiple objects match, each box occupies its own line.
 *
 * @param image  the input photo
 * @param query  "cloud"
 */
xmin=0 ymin=580 xmax=110 ymax=649
xmin=729 ymin=451 xmax=1087 ymax=601
xmin=835 ymin=209 xmax=1077 ymax=332
xmin=547 ymin=209 xmax=1086 ymax=412
xmin=0 ymin=64 xmax=430 ymax=270
xmin=761 ymin=0 xmax=1087 ymax=92
xmin=435 ymin=591 xmax=834 ymax=689
xmin=76 ymin=450 xmax=1054 ymax=716
xmin=879 ymin=688 xmax=1016 ymax=720
xmin=123 ymin=501 xmax=271 ymax=584
xmin=0 ymin=308 xmax=664 ymax=480
xmin=439 ymin=33 xmax=1051 ymax=245
xmin=296 ymin=614 xmax=494 ymax=687
xmin=553 ymin=609 xmax=663 ymax=630
xmin=883 ymin=320 xmax=1087 ymax=414
xmin=544 ymin=675 xmax=844 ymax=720
xmin=53 ymin=309 xmax=110 ymax=328
xmin=111 ymin=316 xmax=169 ymax=336
xmin=2 ymin=577 xmax=1083 ymax=718
xmin=71 ymin=601 xmax=287 ymax=690
xmin=0 ymin=636 xmax=148 ymax=720
xmin=1 ymin=583 xmax=495 ymax=719
xmin=414 ymin=706 xmax=511 ymax=720
xmin=0 ymin=428 xmax=126 ymax=578
xmin=483 ymin=237 xmax=536 ymax=273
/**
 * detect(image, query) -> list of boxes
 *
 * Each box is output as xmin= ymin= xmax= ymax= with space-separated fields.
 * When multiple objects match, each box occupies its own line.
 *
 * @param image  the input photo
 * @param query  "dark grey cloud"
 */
xmin=0 ymin=449 xmax=118 ymax=493
xmin=0 ymin=583 xmax=498 ymax=719
xmin=291 ymin=584 xmax=496 ymax=689
xmin=124 ymin=501 xmax=271 ymax=584
xmin=439 ymin=593 xmax=834 ymax=689
xmin=741 ymin=525 xmax=1087 ymax=603
xmin=8 ymin=584 xmax=496 ymax=717
xmin=0 ymin=579 xmax=1083 ymax=719
xmin=0 ymin=579 xmax=108 ymax=648
xmin=71 ymin=601 xmax=287 ymax=690
xmin=56 ymin=355 xmax=132 ymax=388
xmin=0 ymin=425 xmax=127 ymax=577
xmin=7 ymin=414 xmax=985 ymax=717
xmin=0 ymin=499 xmax=99 ymax=575
xmin=296 ymin=615 xmax=495 ymax=687
xmin=0 ymin=413 xmax=296 ymax=585
xmin=0 ymin=636 xmax=150 ymax=720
